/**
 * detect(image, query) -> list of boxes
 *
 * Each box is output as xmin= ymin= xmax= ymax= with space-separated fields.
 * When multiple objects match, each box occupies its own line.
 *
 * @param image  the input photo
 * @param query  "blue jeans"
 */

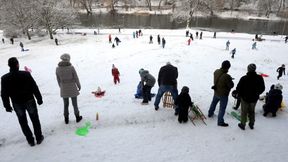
xmin=208 ymin=95 xmax=228 ymax=124
xmin=13 ymin=99 xmax=42 ymax=143
xmin=154 ymin=85 xmax=178 ymax=112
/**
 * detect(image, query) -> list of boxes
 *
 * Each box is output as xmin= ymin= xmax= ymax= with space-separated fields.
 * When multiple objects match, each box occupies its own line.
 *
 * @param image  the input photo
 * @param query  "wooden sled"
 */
xmin=162 ymin=92 xmax=174 ymax=108
xmin=188 ymin=105 xmax=207 ymax=126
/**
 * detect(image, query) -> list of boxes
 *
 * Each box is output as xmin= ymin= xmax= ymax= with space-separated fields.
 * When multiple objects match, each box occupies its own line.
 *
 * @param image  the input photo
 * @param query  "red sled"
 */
xmin=92 ymin=91 xmax=105 ymax=98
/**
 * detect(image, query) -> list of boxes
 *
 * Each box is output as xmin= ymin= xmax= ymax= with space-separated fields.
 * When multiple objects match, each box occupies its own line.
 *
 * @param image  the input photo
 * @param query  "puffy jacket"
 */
xmin=112 ymin=67 xmax=120 ymax=77
xmin=236 ymin=72 xmax=265 ymax=103
xmin=1 ymin=69 xmax=42 ymax=108
xmin=140 ymin=70 xmax=156 ymax=87
xmin=213 ymin=68 xmax=234 ymax=96
xmin=265 ymin=89 xmax=282 ymax=112
xmin=158 ymin=64 xmax=178 ymax=87
xmin=56 ymin=61 xmax=81 ymax=98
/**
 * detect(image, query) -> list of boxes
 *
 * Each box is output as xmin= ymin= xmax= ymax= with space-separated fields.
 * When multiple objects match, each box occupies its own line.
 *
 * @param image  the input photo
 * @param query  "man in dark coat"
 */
xmin=154 ymin=62 xmax=178 ymax=114
xmin=162 ymin=37 xmax=166 ymax=48
xmin=1 ymin=57 xmax=44 ymax=146
xmin=208 ymin=60 xmax=234 ymax=127
xmin=277 ymin=64 xmax=285 ymax=80
xmin=157 ymin=34 xmax=161 ymax=45
xmin=236 ymin=64 xmax=265 ymax=130
xmin=263 ymin=83 xmax=282 ymax=117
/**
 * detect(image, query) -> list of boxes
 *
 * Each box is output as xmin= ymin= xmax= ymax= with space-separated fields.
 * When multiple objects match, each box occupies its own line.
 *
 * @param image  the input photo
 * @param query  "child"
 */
xmin=108 ymin=34 xmax=112 ymax=43
xmin=112 ymin=64 xmax=120 ymax=84
xmin=175 ymin=86 xmax=193 ymax=123
xmin=226 ymin=40 xmax=230 ymax=50
xmin=231 ymin=48 xmax=236 ymax=59
xmin=263 ymin=83 xmax=283 ymax=117
xmin=231 ymin=90 xmax=241 ymax=110
xmin=252 ymin=42 xmax=257 ymax=50
xmin=277 ymin=64 xmax=285 ymax=80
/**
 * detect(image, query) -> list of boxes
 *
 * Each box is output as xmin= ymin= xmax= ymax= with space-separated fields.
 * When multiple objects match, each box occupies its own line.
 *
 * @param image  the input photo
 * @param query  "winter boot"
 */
xmin=76 ymin=116 xmax=83 ymax=123
xmin=65 ymin=117 xmax=69 ymax=124
xmin=248 ymin=123 xmax=254 ymax=130
xmin=238 ymin=123 xmax=245 ymax=130
xmin=36 ymin=135 xmax=44 ymax=145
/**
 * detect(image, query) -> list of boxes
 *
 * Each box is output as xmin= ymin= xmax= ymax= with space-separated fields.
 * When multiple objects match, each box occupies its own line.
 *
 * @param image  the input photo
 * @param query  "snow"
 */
xmin=0 ymin=28 xmax=288 ymax=162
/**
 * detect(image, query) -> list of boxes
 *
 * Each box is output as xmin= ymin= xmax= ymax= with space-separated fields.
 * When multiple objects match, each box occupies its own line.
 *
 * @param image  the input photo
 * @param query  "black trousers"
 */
xmin=13 ymin=99 xmax=42 ymax=142
xmin=142 ymin=85 xmax=152 ymax=103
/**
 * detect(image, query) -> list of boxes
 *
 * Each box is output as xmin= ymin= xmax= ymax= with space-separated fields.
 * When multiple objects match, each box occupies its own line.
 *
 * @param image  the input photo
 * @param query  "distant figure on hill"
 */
xmin=200 ymin=32 xmax=203 ymax=39
xmin=255 ymin=34 xmax=258 ymax=40
xmin=285 ymin=36 xmax=288 ymax=43
xmin=213 ymin=32 xmax=216 ymax=38
xmin=108 ymin=34 xmax=112 ymax=43
xmin=277 ymin=64 xmax=285 ymax=80
xmin=252 ymin=42 xmax=257 ymax=50
xmin=118 ymin=27 xmax=121 ymax=33
xmin=2 ymin=38 xmax=4 ymax=44
xmin=139 ymin=29 xmax=142 ymax=36
xmin=55 ymin=38 xmax=58 ymax=46
xmin=231 ymin=48 xmax=236 ymax=59
xmin=19 ymin=42 xmax=24 ymax=51
xmin=226 ymin=40 xmax=230 ymax=50
xmin=162 ymin=37 xmax=166 ymax=48
xmin=112 ymin=64 xmax=120 ymax=84
xmin=149 ymin=35 xmax=153 ymax=44
xmin=187 ymin=38 xmax=191 ymax=46
xmin=186 ymin=30 xmax=189 ymax=37
xmin=133 ymin=32 xmax=136 ymax=38
xmin=10 ymin=37 xmax=14 ymax=44
xmin=114 ymin=37 xmax=121 ymax=46
xmin=157 ymin=35 xmax=161 ymax=45
xmin=196 ymin=32 xmax=199 ymax=39
xmin=190 ymin=33 xmax=193 ymax=41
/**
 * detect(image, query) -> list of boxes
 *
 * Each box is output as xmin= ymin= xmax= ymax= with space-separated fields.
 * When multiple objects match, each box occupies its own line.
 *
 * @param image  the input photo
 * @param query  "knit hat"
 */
xmin=275 ymin=83 xmax=283 ymax=90
xmin=139 ymin=68 xmax=144 ymax=74
xmin=221 ymin=60 xmax=231 ymax=70
xmin=181 ymin=86 xmax=189 ymax=94
xmin=8 ymin=57 xmax=19 ymax=69
xmin=247 ymin=63 xmax=256 ymax=72
xmin=60 ymin=53 xmax=70 ymax=62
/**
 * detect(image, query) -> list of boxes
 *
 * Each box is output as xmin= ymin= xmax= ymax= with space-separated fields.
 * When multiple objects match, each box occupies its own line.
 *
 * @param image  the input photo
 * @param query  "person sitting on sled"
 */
xmin=263 ymin=83 xmax=283 ymax=117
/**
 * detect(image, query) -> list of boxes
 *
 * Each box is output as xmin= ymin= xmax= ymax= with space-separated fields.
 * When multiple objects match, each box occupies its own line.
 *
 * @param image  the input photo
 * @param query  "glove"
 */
xmin=5 ymin=106 xmax=13 ymax=112
xmin=37 ymin=99 xmax=43 ymax=105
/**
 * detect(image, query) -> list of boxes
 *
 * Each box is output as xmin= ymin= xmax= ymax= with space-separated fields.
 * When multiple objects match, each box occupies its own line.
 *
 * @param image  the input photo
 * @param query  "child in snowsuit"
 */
xmin=226 ymin=40 xmax=230 ymax=50
xmin=277 ymin=64 xmax=285 ymax=80
xmin=112 ymin=64 xmax=120 ymax=84
xmin=231 ymin=90 xmax=241 ymax=110
xmin=175 ymin=86 xmax=193 ymax=123
xmin=252 ymin=42 xmax=257 ymax=50
xmin=231 ymin=48 xmax=236 ymax=59
xmin=263 ymin=83 xmax=283 ymax=117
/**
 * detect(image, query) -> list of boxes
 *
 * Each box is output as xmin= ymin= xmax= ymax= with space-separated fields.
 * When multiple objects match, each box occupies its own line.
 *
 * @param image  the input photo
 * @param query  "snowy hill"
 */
xmin=0 ymin=29 xmax=288 ymax=162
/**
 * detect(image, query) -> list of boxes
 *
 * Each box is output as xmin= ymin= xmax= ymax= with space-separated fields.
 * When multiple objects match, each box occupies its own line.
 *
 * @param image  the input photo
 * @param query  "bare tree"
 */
xmin=145 ymin=0 xmax=152 ymax=11
xmin=77 ymin=0 xmax=93 ymax=15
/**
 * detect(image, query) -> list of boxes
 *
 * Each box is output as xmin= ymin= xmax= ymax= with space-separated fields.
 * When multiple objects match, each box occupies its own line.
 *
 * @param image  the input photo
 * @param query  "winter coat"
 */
xmin=264 ymin=89 xmax=282 ymax=113
xmin=140 ymin=70 xmax=156 ymax=87
xmin=112 ymin=67 xmax=120 ymax=77
xmin=56 ymin=61 xmax=81 ymax=98
xmin=175 ymin=92 xmax=193 ymax=111
xmin=277 ymin=67 xmax=285 ymax=75
xmin=213 ymin=68 xmax=234 ymax=97
xmin=158 ymin=64 xmax=178 ymax=87
xmin=236 ymin=71 xmax=265 ymax=103
xmin=1 ymin=69 xmax=42 ymax=108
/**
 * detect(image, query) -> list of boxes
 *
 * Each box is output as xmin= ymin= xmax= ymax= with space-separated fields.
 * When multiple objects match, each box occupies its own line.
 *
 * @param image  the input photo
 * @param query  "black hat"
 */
xmin=181 ymin=86 xmax=189 ymax=94
xmin=221 ymin=60 xmax=231 ymax=70
xmin=247 ymin=63 xmax=256 ymax=72
xmin=8 ymin=57 xmax=19 ymax=69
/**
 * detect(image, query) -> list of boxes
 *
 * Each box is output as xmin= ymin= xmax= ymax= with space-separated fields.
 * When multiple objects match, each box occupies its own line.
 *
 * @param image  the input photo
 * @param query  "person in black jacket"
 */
xmin=277 ymin=64 xmax=285 ymax=80
xmin=175 ymin=86 xmax=193 ymax=123
xmin=263 ymin=83 xmax=283 ymax=117
xmin=236 ymin=63 xmax=265 ymax=130
xmin=154 ymin=62 xmax=178 ymax=114
xmin=1 ymin=57 xmax=44 ymax=146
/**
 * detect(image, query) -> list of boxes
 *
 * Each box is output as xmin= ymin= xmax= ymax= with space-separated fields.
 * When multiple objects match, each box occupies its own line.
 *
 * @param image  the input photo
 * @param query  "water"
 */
xmin=79 ymin=14 xmax=288 ymax=35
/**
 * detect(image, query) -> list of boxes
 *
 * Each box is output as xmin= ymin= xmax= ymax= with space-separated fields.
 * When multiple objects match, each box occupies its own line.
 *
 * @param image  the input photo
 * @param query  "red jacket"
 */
xmin=112 ymin=68 xmax=119 ymax=77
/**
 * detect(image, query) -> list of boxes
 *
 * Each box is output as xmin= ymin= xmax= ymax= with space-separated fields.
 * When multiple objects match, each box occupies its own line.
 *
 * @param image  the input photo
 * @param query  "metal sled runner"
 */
xmin=188 ymin=105 xmax=207 ymax=126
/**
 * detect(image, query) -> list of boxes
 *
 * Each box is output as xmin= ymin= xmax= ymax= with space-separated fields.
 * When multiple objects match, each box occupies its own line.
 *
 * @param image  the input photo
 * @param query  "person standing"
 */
xmin=112 ymin=64 xmax=120 ymax=84
xmin=285 ymin=36 xmax=288 ymax=43
xmin=139 ymin=68 xmax=156 ymax=104
xmin=162 ymin=37 xmax=166 ymax=48
xmin=20 ymin=42 xmax=24 ymax=51
xmin=114 ymin=37 xmax=121 ymax=46
xmin=109 ymin=34 xmax=112 ymax=43
xmin=200 ymin=32 xmax=203 ymax=39
xmin=56 ymin=54 xmax=82 ymax=124
xmin=149 ymin=35 xmax=153 ymax=44
xmin=186 ymin=30 xmax=189 ymax=37
xmin=2 ymin=38 xmax=4 ymax=44
xmin=175 ymin=86 xmax=193 ymax=123
xmin=213 ymin=32 xmax=216 ymax=38
xmin=55 ymin=38 xmax=59 ymax=46
xmin=1 ymin=57 xmax=44 ymax=146
xmin=196 ymin=32 xmax=199 ymax=39
xmin=277 ymin=64 xmax=285 ymax=80
xmin=157 ymin=34 xmax=161 ymax=45
xmin=154 ymin=62 xmax=178 ymax=114
xmin=231 ymin=48 xmax=236 ymax=59
xmin=226 ymin=40 xmax=230 ymax=50
xmin=208 ymin=60 xmax=234 ymax=127
xmin=236 ymin=64 xmax=265 ymax=130
xmin=10 ymin=37 xmax=14 ymax=44
xmin=252 ymin=42 xmax=257 ymax=50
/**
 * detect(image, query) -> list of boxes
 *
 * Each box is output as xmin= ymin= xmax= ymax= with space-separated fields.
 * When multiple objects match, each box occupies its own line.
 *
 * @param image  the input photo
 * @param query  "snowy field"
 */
xmin=0 ymin=29 xmax=288 ymax=162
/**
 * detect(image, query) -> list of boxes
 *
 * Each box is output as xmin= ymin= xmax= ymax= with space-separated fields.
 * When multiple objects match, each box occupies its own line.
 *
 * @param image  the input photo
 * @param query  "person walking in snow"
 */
xmin=112 ymin=64 xmax=120 ymax=84
xmin=154 ymin=62 xmax=178 ymax=114
xmin=226 ymin=40 xmax=230 ymax=50
xmin=231 ymin=48 xmax=236 ymax=59
xmin=252 ymin=42 xmax=257 ymax=50
xmin=175 ymin=86 xmax=193 ymax=123
xmin=108 ymin=34 xmax=112 ymax=43
xmin=236 ymin=64 xmax=265 ymax=130
xmin=189 ymin=33 xmax=194 ymax=41
xmin=149 ymin=35 xmax=153 ymax=44
xmin=162 ymin=37 xmax=166 ymax=48
xmin=263 ymin=83 xmax=283 ymax=117
xmin=2 ymin=38 xmax=4 ymax=44
xmin=139 ymin=68 xmax=156 ymax=104
xmin=19 ymin=42 xmax=24 ymax=51
xmin=133 ymin=32 xmax=136 ymax=38
xmin=200 ymin=32 xmax=203 ymax=39
xmin=10 ymin=37 xmax=14 ymax=44
xmin=55 ymin=38 xmax=59 ymax=46
xmin=1 ymin=57 xmax=44 ymax=146
xmin=213 ymin=32 xmax=216 ymax=38
xmin=114 ymin=37 xmax=121 ymax=46
xmin=277 ymin=64 xmax=285 ymax=80
xmin=196 ymin=32 xmax=199 ymax=39
xmin=157 ymin=34 xmax=161 ymax=45
xmin=186 ymin=30 xmax=189 ymax=37
xmin=56 ymin=54 xmax=83 ymax=124
xmin=208 ymin=60 xmax=234 ymax=127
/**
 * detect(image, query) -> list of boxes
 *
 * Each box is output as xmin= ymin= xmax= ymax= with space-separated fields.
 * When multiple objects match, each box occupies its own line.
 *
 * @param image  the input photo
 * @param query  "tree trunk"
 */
xmin=158 ymin=0 xmax=163 ymax=10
